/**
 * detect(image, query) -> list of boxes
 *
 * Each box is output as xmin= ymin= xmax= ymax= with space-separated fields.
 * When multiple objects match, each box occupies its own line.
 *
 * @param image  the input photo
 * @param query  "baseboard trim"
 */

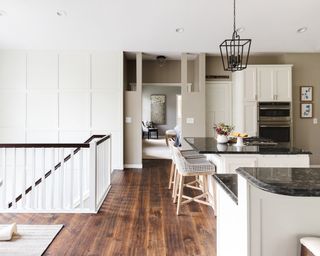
xmin=124 ymin=164 xmax=143 ymax=169
xmin=310 ymin=165 xmax=320 ymax=168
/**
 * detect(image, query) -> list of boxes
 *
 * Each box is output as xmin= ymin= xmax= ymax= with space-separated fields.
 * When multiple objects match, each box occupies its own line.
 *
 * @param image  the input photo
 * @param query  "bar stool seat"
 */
xmin=181 ymin=150 xmax=206 ymax=159
xmin=301 ymin=237 xmax=320 ymax=256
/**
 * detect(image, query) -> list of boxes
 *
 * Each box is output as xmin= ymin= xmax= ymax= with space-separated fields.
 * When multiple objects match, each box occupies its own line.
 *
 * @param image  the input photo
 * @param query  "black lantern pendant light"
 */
xmin=219 ymin=0 xmax=251 ymax=72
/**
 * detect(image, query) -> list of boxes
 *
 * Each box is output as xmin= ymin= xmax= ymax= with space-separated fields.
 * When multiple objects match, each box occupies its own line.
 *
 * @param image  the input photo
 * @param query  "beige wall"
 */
xmin=124 ymin=53 xmax=142 ymax=167
xmin=181 ymin=53 xmax=206 ymax=137
xmin=142 ymin=60 xmax=181 ymax=83
xmin=207 ymin=54 xmax=320 ymax=165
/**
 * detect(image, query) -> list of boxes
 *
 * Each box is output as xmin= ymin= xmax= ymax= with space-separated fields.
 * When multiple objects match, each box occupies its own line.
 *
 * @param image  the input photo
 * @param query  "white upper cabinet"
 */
xmin=244 ymin=67 xmax=257 ymax=101
xmin=238 ymin=65 xmax=292 ymax=102
xmin=274 ymin=67 xmax=292 ymax=101
xmin=257 ymin=67 xmax=274 ymax=101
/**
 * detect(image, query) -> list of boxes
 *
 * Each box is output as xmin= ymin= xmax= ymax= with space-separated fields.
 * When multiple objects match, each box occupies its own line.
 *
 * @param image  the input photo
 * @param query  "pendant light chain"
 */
xmin=233 ymin=0 xmax=236 ymax=33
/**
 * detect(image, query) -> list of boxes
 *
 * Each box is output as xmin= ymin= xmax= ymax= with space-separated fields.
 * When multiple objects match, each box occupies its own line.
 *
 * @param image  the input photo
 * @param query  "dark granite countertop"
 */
xmin=184 ymin=137 xmax=311 ymax=155
xmin=237 ymin=167 xmax=320 ymax=197
xmin=213 ymin=174 xmax=238 ymax=204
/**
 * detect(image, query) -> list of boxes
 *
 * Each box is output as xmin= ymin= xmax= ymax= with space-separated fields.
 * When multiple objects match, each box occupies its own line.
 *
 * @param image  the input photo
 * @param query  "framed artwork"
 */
xmin=151 ymin=94 xmax=166 ymax=124
xmin=300 ymin=103 xmax=313 ymax=118
xmin=300 ymin=86 xmax=313 ymax=101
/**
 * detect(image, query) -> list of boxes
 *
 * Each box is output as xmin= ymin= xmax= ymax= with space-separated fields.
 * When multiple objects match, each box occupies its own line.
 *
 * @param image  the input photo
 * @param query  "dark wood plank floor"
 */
xmin=0 ymin=159 xmax=216 ymax=255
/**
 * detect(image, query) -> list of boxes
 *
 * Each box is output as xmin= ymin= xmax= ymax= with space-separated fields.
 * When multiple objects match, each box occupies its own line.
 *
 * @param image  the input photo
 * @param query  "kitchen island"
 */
xmin=214 ymin=167 xmax=320 ymax=256
xmin=184 ymin=137 xmax=312 ymax=176
xmin=184 ymin=137 xmax=311 ymax=212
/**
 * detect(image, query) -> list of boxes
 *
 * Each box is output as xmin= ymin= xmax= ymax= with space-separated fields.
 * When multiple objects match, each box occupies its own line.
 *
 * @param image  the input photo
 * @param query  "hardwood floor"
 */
xmin=0 ymin=159 xmax=216 ymax=255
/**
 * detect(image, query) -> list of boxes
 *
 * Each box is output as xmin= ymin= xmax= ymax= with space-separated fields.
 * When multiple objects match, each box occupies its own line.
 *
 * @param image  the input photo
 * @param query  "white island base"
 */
xmin=205 ymin=153 xmax=310 ymax=212
xmin=217 ymin=174 xmax=320 ymax=256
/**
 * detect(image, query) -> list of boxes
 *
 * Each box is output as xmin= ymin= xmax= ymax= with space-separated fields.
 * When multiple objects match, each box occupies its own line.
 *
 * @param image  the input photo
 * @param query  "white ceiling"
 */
xmin=0 ymin=0 xmax=319 ymax=53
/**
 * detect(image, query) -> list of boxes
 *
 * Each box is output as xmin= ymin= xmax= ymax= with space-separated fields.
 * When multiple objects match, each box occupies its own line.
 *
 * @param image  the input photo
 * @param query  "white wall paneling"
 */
xmin=0 ymin=50 xmax=123 ymax=170
xmin=59 ymin=92 xmax=91 ymax=130
xmin=27 ymin=52 xmax=58 ymax=89
xmin=0 ymin=51 xmax=26 ymax=89
xmin=0 ymin=92 xmax=26 ymax=127
xmin=59 ymin=53 xmax=90 ymax=89
xmin=27 ymin=92 xmax=58 ymax=129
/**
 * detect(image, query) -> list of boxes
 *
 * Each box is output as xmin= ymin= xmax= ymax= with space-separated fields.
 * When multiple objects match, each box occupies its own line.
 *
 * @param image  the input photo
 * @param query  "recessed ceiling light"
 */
xmin=236 ymin=27 xmax=245 ymax=33
xmin=0 ymin=10 xmax=7 ymax=16
xmin=56 ymin=10 xmax=67 ymax=16
xmin=297 ymin=27 xmax=308 ymax=33
xmin=175 ymin=27 xmax=184 ymax=33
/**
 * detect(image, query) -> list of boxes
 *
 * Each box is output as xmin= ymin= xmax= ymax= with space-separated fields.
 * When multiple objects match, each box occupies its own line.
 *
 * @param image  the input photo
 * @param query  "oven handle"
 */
xmin=259 ymin=107 xmax=290 ymax=110
xmin=259 ymin=124 xmax=291 ymax=128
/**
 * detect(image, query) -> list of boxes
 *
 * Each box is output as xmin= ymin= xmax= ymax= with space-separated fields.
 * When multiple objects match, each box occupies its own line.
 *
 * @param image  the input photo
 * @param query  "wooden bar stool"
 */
xmin=300 ymin=237 xmax=320 ymax=256
xmin=172 ymin=146 xmax=216 ymax=215
xmin=168 ymin=139 xmax=206 ymax=190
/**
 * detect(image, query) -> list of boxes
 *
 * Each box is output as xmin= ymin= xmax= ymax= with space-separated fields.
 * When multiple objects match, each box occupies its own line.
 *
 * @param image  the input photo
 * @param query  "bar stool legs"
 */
xmin=172 ymin=170 xmax=179 ymax=203
xmin=176 ymin=175 xmax=185 ymax=215
xmin=168 ymin=161 xmax=175 ymax=189
xmin=176 ymin=173 xmax=214 ymax=215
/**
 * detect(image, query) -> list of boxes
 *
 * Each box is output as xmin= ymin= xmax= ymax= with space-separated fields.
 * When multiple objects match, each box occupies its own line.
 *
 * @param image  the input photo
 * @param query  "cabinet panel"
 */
xmin=244 ymin=67 xmax=257 ymax=101
xmin=244 ymin=102 xmax=257 ymax=136
xmin=257 ymin=68 xmax=274 ymax=101
xmin=206 ymin=82 xmax=232 ymax=137
xmin=274 ymin=68 xmax=292 ymax=101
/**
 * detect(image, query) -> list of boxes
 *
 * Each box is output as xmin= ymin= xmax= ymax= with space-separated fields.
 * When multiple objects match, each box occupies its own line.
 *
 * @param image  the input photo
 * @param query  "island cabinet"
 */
xmin=233 ymin=65 xmax=292 ymax=136
xmin=214 ymin=167 xmax=320 ymax=256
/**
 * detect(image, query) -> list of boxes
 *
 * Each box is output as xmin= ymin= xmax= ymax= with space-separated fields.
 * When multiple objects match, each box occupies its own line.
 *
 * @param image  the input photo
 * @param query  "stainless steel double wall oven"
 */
xmin=258 ymin=102 xmax=292 ymax=143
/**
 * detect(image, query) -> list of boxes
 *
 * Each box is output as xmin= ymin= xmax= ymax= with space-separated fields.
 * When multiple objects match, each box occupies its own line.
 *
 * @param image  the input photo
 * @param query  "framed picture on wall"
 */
xmin=300 ymin=103 xmax=313 ymax=118
xmin=300 ymin=86 xmax=313 ymax=101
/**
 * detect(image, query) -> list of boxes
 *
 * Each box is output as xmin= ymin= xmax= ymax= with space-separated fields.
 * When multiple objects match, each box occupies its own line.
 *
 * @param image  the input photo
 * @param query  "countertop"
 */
xmin=237 ymin=167 xmax=320 ymax=197
xmin=184 ymin=137 xmax=312 ymax=155
xmin=213 ymin=174 xmax=238 ymax=203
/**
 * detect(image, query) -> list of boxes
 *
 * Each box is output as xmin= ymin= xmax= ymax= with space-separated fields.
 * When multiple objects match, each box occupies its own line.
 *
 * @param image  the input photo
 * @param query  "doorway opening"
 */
xmin=141 ymin=54 xmax=182 ymax=159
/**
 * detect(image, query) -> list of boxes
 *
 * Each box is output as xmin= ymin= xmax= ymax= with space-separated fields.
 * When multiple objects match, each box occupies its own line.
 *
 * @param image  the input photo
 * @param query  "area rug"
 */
xmin=0 ymin=224 xmax=63 ymax=256
xmin=143 ymin=138 xmax=171 ymax=159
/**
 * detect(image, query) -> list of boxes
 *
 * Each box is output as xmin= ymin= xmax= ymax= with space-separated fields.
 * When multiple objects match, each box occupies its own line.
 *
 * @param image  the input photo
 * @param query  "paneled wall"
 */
xmin=0 ymin=50 xmax=123 ymax=170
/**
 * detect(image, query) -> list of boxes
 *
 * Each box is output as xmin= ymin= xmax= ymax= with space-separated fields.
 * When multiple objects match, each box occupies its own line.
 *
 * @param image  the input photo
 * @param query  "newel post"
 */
xmin=89 ymin=140 xmax=97 ymax=212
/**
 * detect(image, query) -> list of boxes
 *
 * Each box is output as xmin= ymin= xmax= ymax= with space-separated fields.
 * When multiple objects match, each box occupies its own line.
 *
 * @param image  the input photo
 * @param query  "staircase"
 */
xmin=0 ymin=134 xmax=112 ymax=213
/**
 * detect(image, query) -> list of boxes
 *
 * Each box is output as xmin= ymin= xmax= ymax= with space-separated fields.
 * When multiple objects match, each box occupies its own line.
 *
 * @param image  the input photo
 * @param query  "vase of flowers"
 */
xmin=214 ymin=123 xmax=234 ymax=144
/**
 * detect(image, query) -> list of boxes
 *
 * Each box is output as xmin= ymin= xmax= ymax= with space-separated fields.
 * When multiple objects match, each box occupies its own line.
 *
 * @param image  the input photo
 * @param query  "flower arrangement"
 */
xmin=214 ymin=123 xmax=234 ymax=136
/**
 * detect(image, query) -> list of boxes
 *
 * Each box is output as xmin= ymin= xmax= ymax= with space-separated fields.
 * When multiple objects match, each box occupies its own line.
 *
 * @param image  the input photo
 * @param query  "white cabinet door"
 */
xmin=244 ymin=101 xmax=257 ymax=136
xmin=257 ymin=67 xmax=274 ymax=101
xmin=244 ymin=67 xmax=257 ymax=101
xmin=206 ymin=81 xmax=232 ymax=137
xmin=274 ymin=67 xmax=292 ymax=101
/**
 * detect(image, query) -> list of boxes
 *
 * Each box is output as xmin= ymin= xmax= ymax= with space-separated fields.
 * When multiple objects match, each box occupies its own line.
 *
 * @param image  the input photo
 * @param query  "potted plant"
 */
xmin=214 ymin=123 xmax=234 ymax=144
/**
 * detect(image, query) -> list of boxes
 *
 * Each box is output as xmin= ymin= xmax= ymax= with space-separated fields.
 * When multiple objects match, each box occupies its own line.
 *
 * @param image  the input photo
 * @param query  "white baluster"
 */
xmin=102 ymin=141 xmax=107 ymax=193
xmin=109 ymin=136 xmax=112 ymax=187
xmin=70 ymin=149 xmax=74 ymax=209
xmin=79 ymin=149 xmax=83 ymax=209
xmin=21 ymin=148 xmax=26 ymax=208
xmin=51 ymin=148 xmax=55 ymax=209
xmin=42 ymin=148 xmax=46 ymax=209
xmin=31 ymin=148 xmax=36 ymax=209
xmin=2 ymin=148 xmax=7 ymax=209
xmin=12 ymin=148 xmax=17 ymax=209
xmin=60 ymin=148 xmax=64 ymax=209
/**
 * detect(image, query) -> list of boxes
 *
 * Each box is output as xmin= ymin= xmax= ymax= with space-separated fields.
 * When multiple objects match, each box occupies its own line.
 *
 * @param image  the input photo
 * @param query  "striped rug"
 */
xmin=0 ymin=224 xmax=63 ymax=256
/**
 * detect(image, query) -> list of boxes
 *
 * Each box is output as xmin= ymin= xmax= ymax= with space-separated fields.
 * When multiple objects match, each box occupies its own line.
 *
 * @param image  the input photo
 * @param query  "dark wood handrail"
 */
xmin=0 ymin=134 xmax=107 ymax=148
xmin=6 ymin=134 xmax=109 ymax=208
xmin=96 ymin=134 xmax=111 ymax=146
xmin=0 ymin=143 xmax=89 ymax=148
